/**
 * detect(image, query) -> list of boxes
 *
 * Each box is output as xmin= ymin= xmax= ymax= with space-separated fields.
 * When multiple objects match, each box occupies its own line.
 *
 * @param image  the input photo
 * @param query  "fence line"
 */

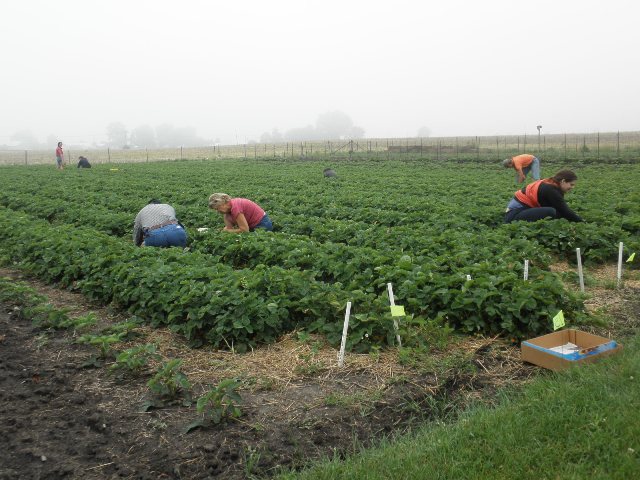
xmin=2 ymin=131 xmax=639 ymax=166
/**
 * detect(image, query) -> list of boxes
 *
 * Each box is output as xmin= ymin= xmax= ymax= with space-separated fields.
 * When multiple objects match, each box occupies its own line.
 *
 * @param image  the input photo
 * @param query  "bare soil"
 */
xmin=1 ymin=266 xmax=638 ymax=480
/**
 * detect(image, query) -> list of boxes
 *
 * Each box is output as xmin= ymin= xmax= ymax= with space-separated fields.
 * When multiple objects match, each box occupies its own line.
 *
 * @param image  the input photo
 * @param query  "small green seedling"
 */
xmin=77 ymin=332 xmax=125 ymax=359
xmin=147 ymin=359 xmax=191 ymax=401
xmin=110 ymin=343 xmax=161 ymax=375
xmin=0 ymin=278 xmax=45 ymax=307
xmin=102 ymin=318 xmax=143 ymax=340
xmin=183 ymin=379 xmax=242 ymax=433
xmin=70 ymin=312 xmax=98 ymax=332
xmin=24 ymin=304 xmax=74 ymax=329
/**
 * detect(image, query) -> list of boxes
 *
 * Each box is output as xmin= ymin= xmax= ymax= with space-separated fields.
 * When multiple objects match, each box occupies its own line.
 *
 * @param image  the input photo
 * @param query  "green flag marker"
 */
xmin=627 ymin=252 xmax=636 ymax=263
xmin=390 ymin=305 xmax=405 ymax=317
xmin=552 ymin=310 xmax=565 ymax=330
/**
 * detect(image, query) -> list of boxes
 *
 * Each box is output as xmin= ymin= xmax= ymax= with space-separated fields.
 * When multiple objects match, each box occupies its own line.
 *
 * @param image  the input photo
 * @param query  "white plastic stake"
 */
xmin=576 ymin=248 xmax=585 ymax=293
xmin=337 ymin=302 xmax=351 ymax=367
xmin=386 ymin=283 xmax=402 ymax=347
xmin=523 ymin=260 xmax=529 ymax=281
xmin=617 ymin=242 xmax=624 ymax=288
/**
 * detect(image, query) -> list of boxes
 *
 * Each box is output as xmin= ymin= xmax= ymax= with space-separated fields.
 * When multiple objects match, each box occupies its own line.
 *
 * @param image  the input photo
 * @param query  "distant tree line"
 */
xmin=108 ymin=122 xmax=215 ymax=149
xmin=259 ymin=111 xmax=365 ymax=143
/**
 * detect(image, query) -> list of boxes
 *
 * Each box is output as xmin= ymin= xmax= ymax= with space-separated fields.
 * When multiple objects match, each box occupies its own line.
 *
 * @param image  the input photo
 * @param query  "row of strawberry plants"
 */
xmin=2 ymin=181 xmax=632 ymax=268
xmin=2 ymin=162 xmax=638 ymax=255
xmin=188 ymin=227 xmax=553 ymax=286
xmin=0 ymin=206 xmax=589 ymax=344
xmin=0 ymin=207 xmax=398 ymax=352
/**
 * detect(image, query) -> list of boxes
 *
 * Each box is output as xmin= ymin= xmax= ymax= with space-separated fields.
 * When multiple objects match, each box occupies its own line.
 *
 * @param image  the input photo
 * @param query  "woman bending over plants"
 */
xmin=504 ymin=169 xmax=583 ymax=223
xmin=208 ymin=193 xmax=273 ymax=233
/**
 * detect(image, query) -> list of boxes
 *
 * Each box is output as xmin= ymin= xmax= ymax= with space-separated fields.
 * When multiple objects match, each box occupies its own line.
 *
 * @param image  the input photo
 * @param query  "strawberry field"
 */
xmin=0 ymin=158 xmax=638 ymax=353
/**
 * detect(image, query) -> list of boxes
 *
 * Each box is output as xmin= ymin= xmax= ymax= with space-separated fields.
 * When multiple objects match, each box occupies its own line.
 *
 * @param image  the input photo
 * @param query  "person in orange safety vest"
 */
xmin=504 ymin=169 xmax=583 ymax=223
xmin=502 ymin=154 xmax=540 ymax=183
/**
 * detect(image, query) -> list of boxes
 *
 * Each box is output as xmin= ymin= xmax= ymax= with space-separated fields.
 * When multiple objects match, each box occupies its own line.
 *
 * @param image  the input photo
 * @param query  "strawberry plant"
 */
xmin=147 ymin=359 xmax=191 ymax=401
xmin=110 ymin=344 xmax=161 ymax=375
xmin=184 ymin=379 xmax=242 ymax=433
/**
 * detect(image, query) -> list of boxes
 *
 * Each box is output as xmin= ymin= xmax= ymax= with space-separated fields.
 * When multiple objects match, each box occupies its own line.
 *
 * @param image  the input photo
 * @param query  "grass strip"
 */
xmin=280 ymin=333 xmax=640 ymax=479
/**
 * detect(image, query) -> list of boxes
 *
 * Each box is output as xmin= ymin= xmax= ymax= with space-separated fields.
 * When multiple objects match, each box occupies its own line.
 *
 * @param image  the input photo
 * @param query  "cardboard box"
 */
xmin=521 ymin=329 xmax=622 ymax=371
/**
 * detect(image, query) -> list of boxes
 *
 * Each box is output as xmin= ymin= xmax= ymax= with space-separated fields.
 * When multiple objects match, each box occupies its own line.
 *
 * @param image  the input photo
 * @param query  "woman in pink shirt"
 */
xmin=208 ymin=193 xmax=273 ymax=233
xmin=55 ymin=142 xmax=64 ymax=169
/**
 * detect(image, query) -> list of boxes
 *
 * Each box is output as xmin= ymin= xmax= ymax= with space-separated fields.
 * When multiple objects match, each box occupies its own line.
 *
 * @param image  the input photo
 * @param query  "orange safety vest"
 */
xmin=514 ymin=178 xmax=559 ymax=208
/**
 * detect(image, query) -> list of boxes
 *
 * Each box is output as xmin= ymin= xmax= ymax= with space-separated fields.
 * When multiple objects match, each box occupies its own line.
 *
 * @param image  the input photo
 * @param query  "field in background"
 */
xmin=2 ymin=130 xmax=640 ymax=166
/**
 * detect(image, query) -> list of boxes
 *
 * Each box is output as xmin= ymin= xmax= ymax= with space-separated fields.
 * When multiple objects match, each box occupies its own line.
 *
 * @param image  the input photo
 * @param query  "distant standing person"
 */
xmin=502 ymin=154 xmax=540 ymax=183
xmin=208 ymin=193 xmax=273 ymax=233
xmin=133 ymin=200 xmax=188 ymax=247
xmin=504 ymin=170 xmax=583 ymax=223
xmin=77 ymin=156 xmax=91 ymax=168
xmin=55 ymin=142 xmax=64 ymax=170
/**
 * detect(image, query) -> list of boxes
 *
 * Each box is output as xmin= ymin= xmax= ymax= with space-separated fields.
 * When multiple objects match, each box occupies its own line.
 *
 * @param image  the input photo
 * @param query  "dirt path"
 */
xmin=1 ymin=266 xmax=637 ymax=479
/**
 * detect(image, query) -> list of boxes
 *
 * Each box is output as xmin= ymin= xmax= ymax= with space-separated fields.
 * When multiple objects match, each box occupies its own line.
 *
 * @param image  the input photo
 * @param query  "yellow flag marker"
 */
xmin=109 ymin=168 xmax=119 ymax=171
xmin=552 ymin=310 xmax=565 ymax=330
xmin=627 ymin=252 xmax=636 ymax=263
xmin=390 ymin=305 xmax=405 ymax=317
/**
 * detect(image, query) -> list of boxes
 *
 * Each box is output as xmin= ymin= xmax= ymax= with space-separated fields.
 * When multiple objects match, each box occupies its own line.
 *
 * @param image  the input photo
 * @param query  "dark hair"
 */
xmin=552 ymin=170 xmax=578 ymax=183
xmin=148 ymin=199 xmax=161 ymax=204
xmin=57 ymin=142 xmax=63 ymax=147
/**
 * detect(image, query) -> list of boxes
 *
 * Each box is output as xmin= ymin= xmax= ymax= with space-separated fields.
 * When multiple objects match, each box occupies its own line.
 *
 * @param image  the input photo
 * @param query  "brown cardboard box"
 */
xmin=521 ymin=329 xmax=622 ymax=371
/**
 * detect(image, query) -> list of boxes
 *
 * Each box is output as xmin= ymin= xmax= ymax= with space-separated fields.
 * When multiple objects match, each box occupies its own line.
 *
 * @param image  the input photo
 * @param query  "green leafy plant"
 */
xmin=24 ymin=304 xmax=74 ymax=329
xmin=101 ymin=318 xmax=143 ymax=340
xmin=0 ymin=277 xmax=45 ymax=308
xmin=183 ymin=378 xmax=242 ymax=433
xmin=294 ymin=340 xmax=325 ymax=376
xmin=77 ymin=332 xmax=125 ymax=359
xmin=110 ymin=343 xmax=161 ymax=375
xmin=147 ymin=359 xmax=191 ymax=401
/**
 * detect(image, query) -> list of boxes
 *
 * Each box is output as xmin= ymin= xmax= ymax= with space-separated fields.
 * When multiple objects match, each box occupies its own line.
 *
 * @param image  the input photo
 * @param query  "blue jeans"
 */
xmin=505 ymin=206 xmax=557 ymax=223
xmin=518 ymin=157 xmax=541 ymax=182
xmin=251 ymin=213 xmax=273 ymax=231
xmin=144 ymin=224 xmax=187 ymax=247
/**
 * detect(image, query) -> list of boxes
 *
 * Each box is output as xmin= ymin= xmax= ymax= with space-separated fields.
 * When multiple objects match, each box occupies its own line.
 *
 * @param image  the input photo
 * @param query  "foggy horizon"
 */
xmin=2 ymin=0 xmax=639 ymax=148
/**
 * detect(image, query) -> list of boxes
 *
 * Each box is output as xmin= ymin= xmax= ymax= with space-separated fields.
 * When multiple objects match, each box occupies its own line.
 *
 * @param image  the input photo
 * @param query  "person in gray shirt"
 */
xmin=133 ymin=200 xmax=187 ymax=247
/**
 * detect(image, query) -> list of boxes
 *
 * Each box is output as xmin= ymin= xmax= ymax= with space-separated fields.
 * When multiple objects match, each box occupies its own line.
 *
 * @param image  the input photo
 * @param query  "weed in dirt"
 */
xmin=101 ymin=317 xmax=143 ymax=340
xmin=580 ymin=307 xmax=613 ymax=328
xmin=368 ymin=345 xmax=382 ymax=363
xmin=25 ymin=304 xmax=73 ymax=329
xmin=110 ymin=343 xmax=161 ymax=376
xmin=324 ymin=388 xmax=384 ymax=417
xmin=0 ymin=277 xmax=45 ymax=307
xmin=70 ymin=312 xmax=99 ymax=332
xmin=420 ymin=350 xmax=477 ymax=378
xmin=250 ymin=422 xmax=266 ymax=432
xmin=77 ymin=332 xmax=125 ymax=360
xmin=183 ymin=378 xmax=242 ymax=433
xmin=296 ymin=331 xmax=312 ymax=343
xmin=243 ymin=445 xmax=262 ymax=478
xmin=147 ymin=418 xmax=168 ymax=431
xmin=256 ymin=377 xmax=276 ymax=391
xmin=147 ymin=359 xmax=191 ymax=403
xmin=34 ymin=332 xmax=49 ymax=350
xmin=295 ymin=341 xmax=326 ymax=376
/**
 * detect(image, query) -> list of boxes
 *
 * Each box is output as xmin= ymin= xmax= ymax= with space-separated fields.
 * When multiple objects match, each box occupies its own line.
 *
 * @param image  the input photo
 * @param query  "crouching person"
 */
xmin=208 ymin=193 xmax=273 ymax=233
xmin=133 ymin=200 xmax=187 ymax=247
xmin=77 ymin=156 xmax=92 ymax=168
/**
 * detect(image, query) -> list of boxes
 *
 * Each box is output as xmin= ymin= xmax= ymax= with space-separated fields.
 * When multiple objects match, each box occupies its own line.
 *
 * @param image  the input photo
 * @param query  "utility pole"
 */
xmin=537 ymin=125 xmax=543 ymax=153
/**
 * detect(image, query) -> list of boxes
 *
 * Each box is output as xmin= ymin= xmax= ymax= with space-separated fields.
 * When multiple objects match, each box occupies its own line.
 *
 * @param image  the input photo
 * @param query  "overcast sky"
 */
xmin=1 ymin=0 xmax=638 ymax=145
